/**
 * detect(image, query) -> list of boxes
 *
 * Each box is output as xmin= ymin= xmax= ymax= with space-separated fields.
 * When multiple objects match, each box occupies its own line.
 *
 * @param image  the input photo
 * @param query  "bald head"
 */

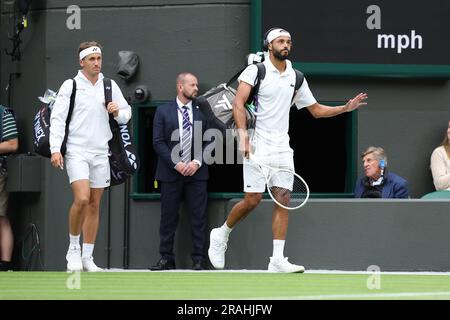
xmin=177 ymin=72 xmax=196 ymax=85
xmin=176 ymin=72 xmax=198 ymax=103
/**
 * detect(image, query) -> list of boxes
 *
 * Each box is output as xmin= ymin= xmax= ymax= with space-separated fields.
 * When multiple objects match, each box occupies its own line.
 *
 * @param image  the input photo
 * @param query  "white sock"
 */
xmin=272 ymin=240 xmax=285 ymax=259
xmin=82 ymin=243 xmax=94 ymax=259
xmin=219 ymin=222 xmax=232 ymax=241
xmin=69 ymin=234 xmax=80 ymax=247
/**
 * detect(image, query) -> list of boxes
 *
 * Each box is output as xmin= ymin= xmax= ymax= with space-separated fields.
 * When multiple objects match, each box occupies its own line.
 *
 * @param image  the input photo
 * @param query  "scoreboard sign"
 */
xmin=252 ymin=0 xmax=450 ymax=77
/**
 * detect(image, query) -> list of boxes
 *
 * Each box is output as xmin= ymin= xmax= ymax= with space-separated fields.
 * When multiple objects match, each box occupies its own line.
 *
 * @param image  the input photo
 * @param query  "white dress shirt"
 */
xmin=176 ymin=97 xmax=201 ymax=167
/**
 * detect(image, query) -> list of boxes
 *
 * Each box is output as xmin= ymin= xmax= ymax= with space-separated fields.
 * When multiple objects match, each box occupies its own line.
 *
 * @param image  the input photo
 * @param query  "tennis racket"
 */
xmin=248 ymin=155 xmax=309 ymax=210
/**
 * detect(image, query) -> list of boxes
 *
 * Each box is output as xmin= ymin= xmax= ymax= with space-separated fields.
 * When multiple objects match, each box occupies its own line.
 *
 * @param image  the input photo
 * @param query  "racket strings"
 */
xmin=268 ymin=170 xmax=308 ymax=209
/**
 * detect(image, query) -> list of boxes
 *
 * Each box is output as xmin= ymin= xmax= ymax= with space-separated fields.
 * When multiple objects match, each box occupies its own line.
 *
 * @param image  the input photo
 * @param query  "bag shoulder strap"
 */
xmin=256 ymin=63 xmax=266 ymax=81
xmin=294 ymin=69 xmax=304 ymax=91
xmin=252 ymin=63 xmax=265 ymax=96
xmin=226 ymin=62 xmax=266 ymax=87
xmin=66 ymin=79 xmax=76 ymax=124
xmin=103 ymin=78 xmax=114 ymax=122
xmin=103 ymin=78 xmax=112 ymax=105
xmin=61 ymin=79 xmax=77 ymax=150
xmin=292 ymin=68 xmax=305 ymax=102
xmin=227 ymin=63 xmax=304 ymax=104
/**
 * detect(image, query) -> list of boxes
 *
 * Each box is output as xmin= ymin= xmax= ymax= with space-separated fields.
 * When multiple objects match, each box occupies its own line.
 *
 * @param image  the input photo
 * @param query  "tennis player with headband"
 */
xmin=50 ymin=41 xmax=132 ymax=272
xmin=208 ymin=28 xmax=368 ymax=272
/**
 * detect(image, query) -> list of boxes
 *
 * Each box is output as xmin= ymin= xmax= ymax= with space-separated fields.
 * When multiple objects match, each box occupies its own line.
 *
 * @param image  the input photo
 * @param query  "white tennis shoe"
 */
xmin=268 ymin=257 xmax=305 ymax=273
xmin=208 ymin=228 xmax=228 ymax=269
xmin=82 ymin=256 xmax=103 ymax=272
xmin=66 ymin=245 xmax=83 ymax=272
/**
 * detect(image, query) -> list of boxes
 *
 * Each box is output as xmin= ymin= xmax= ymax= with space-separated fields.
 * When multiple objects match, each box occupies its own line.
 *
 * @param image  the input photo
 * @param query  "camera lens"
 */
xmin=134 ymin=85 xmax=149 ymax=103
xmin=135 ymin=88 xmax=145 ymax=100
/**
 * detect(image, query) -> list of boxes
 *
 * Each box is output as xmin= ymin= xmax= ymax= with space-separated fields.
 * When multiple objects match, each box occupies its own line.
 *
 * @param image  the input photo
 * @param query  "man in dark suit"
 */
xmin=151 ymin=72 xmax=209 ymax=270
xmin=354 ymin=146 xmax=409 ymax=198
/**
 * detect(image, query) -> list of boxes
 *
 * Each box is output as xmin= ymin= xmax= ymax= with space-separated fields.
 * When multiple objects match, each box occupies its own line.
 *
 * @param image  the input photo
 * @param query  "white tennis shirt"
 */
xmin=238 ymin=58 xmax=316 ymax=148
xmin=50 ymin=70 xmax=132 ymax=154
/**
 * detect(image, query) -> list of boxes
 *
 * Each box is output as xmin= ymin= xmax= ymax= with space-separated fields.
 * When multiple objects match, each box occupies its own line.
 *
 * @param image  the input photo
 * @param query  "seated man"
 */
xmin=354 ymin=146 xmax=409 ymax=198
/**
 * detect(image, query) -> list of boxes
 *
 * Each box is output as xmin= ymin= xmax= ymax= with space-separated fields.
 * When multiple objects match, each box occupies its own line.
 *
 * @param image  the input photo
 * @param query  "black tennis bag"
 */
xmin=33 ymin=80 xmax=76 ymax=158
xmin=103 ymin=78 xmax=139 ymax=186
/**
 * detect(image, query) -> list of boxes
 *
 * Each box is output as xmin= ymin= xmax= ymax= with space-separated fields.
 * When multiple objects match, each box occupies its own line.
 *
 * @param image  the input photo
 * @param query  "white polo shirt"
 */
xmin=238 ymin=58 xmax=316 ymax=148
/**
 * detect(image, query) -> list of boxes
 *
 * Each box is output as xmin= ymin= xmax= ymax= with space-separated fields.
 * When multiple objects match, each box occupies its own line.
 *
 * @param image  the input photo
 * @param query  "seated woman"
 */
xmin=430 ymin=121 xmax=450 ymax=191
xmin=354 ymin=146 xmax=409 ymax=198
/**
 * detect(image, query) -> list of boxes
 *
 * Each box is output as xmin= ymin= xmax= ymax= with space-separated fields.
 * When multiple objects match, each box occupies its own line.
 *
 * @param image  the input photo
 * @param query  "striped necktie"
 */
xmin=181 ymin=106 xmax=191 ymax=163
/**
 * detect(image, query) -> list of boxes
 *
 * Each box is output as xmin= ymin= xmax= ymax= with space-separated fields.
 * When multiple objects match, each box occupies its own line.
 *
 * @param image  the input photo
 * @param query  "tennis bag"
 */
xmin=33 ymin=80 xmax=76 ymax=158
xmin=103 ymin=78 xmax=139 ymax=186
xmin=197 ymin=62 xmax=304 ymax=136
xmin=196 ymin=66 xmax=258 ymax=136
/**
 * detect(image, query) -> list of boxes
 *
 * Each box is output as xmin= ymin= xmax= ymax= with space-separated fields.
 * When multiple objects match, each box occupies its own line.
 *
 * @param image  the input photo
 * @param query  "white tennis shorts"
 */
xmin=243 ymin=134 xmax=294 ymax=193
xmin=65 ymin=150 xmax=110 ymax=188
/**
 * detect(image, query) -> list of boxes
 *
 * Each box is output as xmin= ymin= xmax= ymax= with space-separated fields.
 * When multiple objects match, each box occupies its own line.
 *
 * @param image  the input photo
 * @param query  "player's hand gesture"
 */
xmin=344 ymin=93 xmax=368 ymax=112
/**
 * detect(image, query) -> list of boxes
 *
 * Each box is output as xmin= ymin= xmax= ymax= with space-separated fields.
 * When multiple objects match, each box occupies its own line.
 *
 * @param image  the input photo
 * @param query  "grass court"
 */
xmin=1 ymin=270 xmax=450 ymax=300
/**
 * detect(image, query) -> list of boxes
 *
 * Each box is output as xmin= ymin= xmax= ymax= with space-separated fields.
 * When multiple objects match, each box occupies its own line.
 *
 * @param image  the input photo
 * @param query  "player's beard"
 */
xmin=273 ymin=48 xmax=290 ymax=61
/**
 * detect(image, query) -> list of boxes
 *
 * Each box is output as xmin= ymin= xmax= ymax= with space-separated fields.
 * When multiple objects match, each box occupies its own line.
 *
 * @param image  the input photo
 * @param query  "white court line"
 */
xmin=255 ymin=291 xmax=450 ymax=300
xmin=306 ymin=270 xmax=450 ymax=276
xmin=106 ymin=268 xmax=450 ymax=276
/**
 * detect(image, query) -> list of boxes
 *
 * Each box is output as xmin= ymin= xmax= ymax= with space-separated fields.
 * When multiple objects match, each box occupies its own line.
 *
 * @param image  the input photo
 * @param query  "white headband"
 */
xmin=266 ymin=28 xmax=291 ymax=44
xmin=79 ymin=46 xmax=102 ymax=60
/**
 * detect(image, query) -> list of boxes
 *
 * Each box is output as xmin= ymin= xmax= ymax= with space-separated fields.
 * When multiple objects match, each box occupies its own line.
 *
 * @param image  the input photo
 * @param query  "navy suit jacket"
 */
xmin=153 ymin=100 xmax=209 ymax=182
xmin=354 ymin=171 xmax=410 ymax=198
